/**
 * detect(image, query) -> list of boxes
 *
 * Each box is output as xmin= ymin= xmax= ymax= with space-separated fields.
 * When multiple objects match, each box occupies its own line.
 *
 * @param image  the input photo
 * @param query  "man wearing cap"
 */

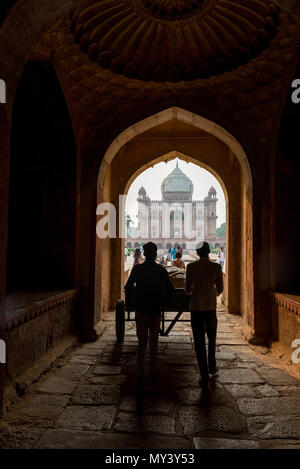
xmin=185 ymin=241 xmax=223 ymax=387
xmin=125 ymin=242 xmax=175 ymax=390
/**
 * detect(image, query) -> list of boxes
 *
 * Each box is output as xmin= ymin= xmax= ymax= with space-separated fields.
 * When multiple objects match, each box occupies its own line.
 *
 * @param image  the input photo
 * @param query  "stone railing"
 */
xmin=271 ymin=292 xmax=300 ymax=345
xmin=5 ymin=289 xmax=79 ymax=332
xmin=273 ymin=293 xmax=300 ymax=316
xmin=4 ymin=289 xmax=79 ymax=383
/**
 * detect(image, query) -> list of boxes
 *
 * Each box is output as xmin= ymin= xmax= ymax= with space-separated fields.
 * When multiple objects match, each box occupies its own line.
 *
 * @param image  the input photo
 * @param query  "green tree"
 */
xmin=216 ymin=223 xmax=226 ymax=238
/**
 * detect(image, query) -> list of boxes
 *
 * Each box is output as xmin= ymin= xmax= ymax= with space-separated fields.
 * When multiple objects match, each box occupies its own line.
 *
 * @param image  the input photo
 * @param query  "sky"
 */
xmin=126 ymin=159 xmax=226 ymax=228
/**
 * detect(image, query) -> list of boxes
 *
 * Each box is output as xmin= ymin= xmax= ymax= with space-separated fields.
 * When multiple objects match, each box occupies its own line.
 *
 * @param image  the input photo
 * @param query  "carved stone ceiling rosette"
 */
xmin=71 ymin=0 xmax=280 ymax=82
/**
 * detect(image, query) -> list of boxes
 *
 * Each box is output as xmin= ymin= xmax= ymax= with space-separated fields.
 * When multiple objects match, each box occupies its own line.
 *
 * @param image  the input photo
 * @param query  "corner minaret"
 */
xmin=137 ymin=186 xmax=150 ymax=237
xmin=205 ymin=186 xmax=218 ymax=239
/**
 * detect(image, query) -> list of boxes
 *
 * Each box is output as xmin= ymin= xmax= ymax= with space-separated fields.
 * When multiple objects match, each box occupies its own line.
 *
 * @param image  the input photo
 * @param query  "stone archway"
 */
xmin=122 ymin=151 xmax=229 ymax=303
xmin=96 ymin=107 xmax=254 ymax=336
xmin=0 ymin=0 xmax=81 ymax=117
xmin=98 ymin=108 xmax=252 ymax=194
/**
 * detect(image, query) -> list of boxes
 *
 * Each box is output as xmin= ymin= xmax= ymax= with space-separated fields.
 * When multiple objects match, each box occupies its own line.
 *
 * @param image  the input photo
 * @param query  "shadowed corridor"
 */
xmin=1 ymin=302 xmax=299 ymax=449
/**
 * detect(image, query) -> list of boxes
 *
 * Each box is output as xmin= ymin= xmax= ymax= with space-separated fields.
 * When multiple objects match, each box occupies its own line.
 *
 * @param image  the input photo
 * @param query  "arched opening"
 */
xmin=4 ymin=60 xmax=78 ymax=382
xmin=7 ymin=61 xmax=77 ymax=291
xmin=124 ymin=157 xmax=227 ymax=276
xmin=96 ymin=107 xmax=253 ymax=330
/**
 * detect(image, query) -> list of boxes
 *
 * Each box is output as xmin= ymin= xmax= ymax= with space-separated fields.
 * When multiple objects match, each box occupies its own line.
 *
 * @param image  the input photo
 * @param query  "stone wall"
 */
xmin=3 ymin=290 xmax=78 ymax=408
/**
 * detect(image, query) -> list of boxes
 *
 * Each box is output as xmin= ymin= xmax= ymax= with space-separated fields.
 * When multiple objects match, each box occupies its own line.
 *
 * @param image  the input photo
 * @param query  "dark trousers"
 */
xmin=191 ymin=310 xmax=217 ymax=383
xmin=135 ymin=311 xmax=161 ymax=381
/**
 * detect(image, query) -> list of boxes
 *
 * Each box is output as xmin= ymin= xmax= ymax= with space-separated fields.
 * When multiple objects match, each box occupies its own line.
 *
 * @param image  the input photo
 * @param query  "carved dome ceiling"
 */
xmin=71 ymin=0 xmax=280 ymax=82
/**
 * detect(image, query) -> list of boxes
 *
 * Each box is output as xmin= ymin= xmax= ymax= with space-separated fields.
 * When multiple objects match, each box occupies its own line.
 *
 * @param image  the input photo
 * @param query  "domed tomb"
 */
xmin=161 ymin=161 xmax=194 ymax=200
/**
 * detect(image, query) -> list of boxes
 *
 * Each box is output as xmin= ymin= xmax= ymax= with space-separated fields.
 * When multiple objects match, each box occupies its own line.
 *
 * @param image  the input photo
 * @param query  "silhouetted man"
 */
xmin=125 ymin=242 xmax=175 ymax=390
xmin=185 ymin=242 xmax=223 ymax=387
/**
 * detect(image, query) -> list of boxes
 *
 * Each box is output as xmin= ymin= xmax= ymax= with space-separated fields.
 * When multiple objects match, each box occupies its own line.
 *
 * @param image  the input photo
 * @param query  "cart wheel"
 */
xmin=116 ymin=299 xmax=125 ymax=343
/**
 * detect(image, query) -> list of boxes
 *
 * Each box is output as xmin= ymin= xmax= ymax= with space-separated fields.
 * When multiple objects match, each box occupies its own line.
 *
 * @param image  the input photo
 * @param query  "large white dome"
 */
xmin=161 ymin=162 xmax=194 ymax=195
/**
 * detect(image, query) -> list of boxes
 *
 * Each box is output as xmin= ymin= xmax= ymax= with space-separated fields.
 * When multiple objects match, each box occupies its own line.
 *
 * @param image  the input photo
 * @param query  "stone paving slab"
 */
xmin=120 ymin=395 xmax=175 ymax=413
xmin=169 ymin=331 xmax=191 ymax=336
xmin=239 ymin=355 xmax=260 ymax=363
xmin=72 ymin=347 xmax=103 ymax=357
xmin=159 ymin=336 xmax=191 ymax=344
xmin=247 ymin=415 xmax=300 ymax=439
xmin=255 ymin=384 xmax=280 ymax=397
xmin=166 ymin=343 xmax=192 ymax=350
xmin=216 ymin=325 xmax=235 ymax=333
xmin=215 ymin=351 xmax=236 ymax=361
xmin=87 ymin=375 xmax=128 ymax=385
xmin=193 ymin=437 xmax=260 ymax=449
xmin=37 ymin=377 xmax=78 ymax=395
xmin=0 ymin=425 xmax=45 ymax=449
xmin=217 ymin=369 xmax=264 ymax=384
xmin=236 ymin=362 xmax=257 ymax=368
xmin=80 ymin=341 xmax=103 ymax=350
xmin=99 ymin=354 xmax=129 ymax=365
xmin=237 ymin=397 xmax=300 ymax=416
xmin=55 ymin=405 xmax=116 ymax=431
xmin=212 ymin=360 xmax=232 ymax=369
xmin=259 ymin=439 xmax=300 ymax=449
xmin=274 ymin=386 xmax=300 ymax=396
xmin=5 ymin=394 xmax=70 ymax=427
xmin=104 ymin=344 xmax=139 ymax=354
xmin=163 ymin=349 xmax=195 ymax=358
xmin=71 ymin=385 xmax=120 ymax=405
xmin=224 ymin=384 xmax=258 ymax=397
xmin=119 ymin=336 xmax=139 ymax=342
xmin=69 ymin=355 xmax=98 ymax=365
xmin=155 ymin=355 xmax=197 ymax=365
xmin=168 ymin=373 xmax=201 ymax=387
xmin=179 ymin=406 xmax=245 ymax=434
xmin=114 ymin=413 xmax=176 ymax=435
xmin=176 ymin=387 xmax=234 ymax=406
xmin=216 ymin=337 xmax=248 ymax=345
xmin=257 ymin=367 xmax=300 ymax=386
xmin=219 ymin=345 xmax=256 ymax=356
xmin=54 ymin=364 xmax=90 ymax=381
xmin=158 ymin=365 xmax=197 ymax=374
xmin=35 ymin=429 xmax=191 ymax=449
xmin=93 ymin=365 xmax=122 ymax=375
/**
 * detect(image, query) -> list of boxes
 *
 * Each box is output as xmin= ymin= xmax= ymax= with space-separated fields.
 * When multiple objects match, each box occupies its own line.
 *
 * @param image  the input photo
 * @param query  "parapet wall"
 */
xmin=3 ymin=290 xmax=78 ymax=409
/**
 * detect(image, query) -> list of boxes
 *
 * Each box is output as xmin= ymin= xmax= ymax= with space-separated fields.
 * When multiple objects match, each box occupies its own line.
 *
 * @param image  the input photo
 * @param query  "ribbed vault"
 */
xmin=71 ymin=0 xmax=280 ymax=82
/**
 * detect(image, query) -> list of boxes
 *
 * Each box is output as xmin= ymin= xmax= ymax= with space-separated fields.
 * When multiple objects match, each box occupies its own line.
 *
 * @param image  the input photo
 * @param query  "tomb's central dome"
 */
xmin=71 ymin=0 xmax=280 ymax=82
xmin=140 ymin=0 xmax=207 ymax=19
xmin=161 ymin=162 xmax=194 ymax=195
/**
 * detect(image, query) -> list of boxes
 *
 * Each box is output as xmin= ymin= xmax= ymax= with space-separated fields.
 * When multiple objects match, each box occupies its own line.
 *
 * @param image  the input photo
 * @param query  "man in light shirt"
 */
xmin=185 ymin=242 xmax=223 ymax=387
xmin=218 ymin=247 xmax=225 ymax=271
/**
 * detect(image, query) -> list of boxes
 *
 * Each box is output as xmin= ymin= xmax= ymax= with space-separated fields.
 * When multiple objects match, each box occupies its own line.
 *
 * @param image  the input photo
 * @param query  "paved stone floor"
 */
xmin=1 ymin=304 xmax=300 ymax=449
